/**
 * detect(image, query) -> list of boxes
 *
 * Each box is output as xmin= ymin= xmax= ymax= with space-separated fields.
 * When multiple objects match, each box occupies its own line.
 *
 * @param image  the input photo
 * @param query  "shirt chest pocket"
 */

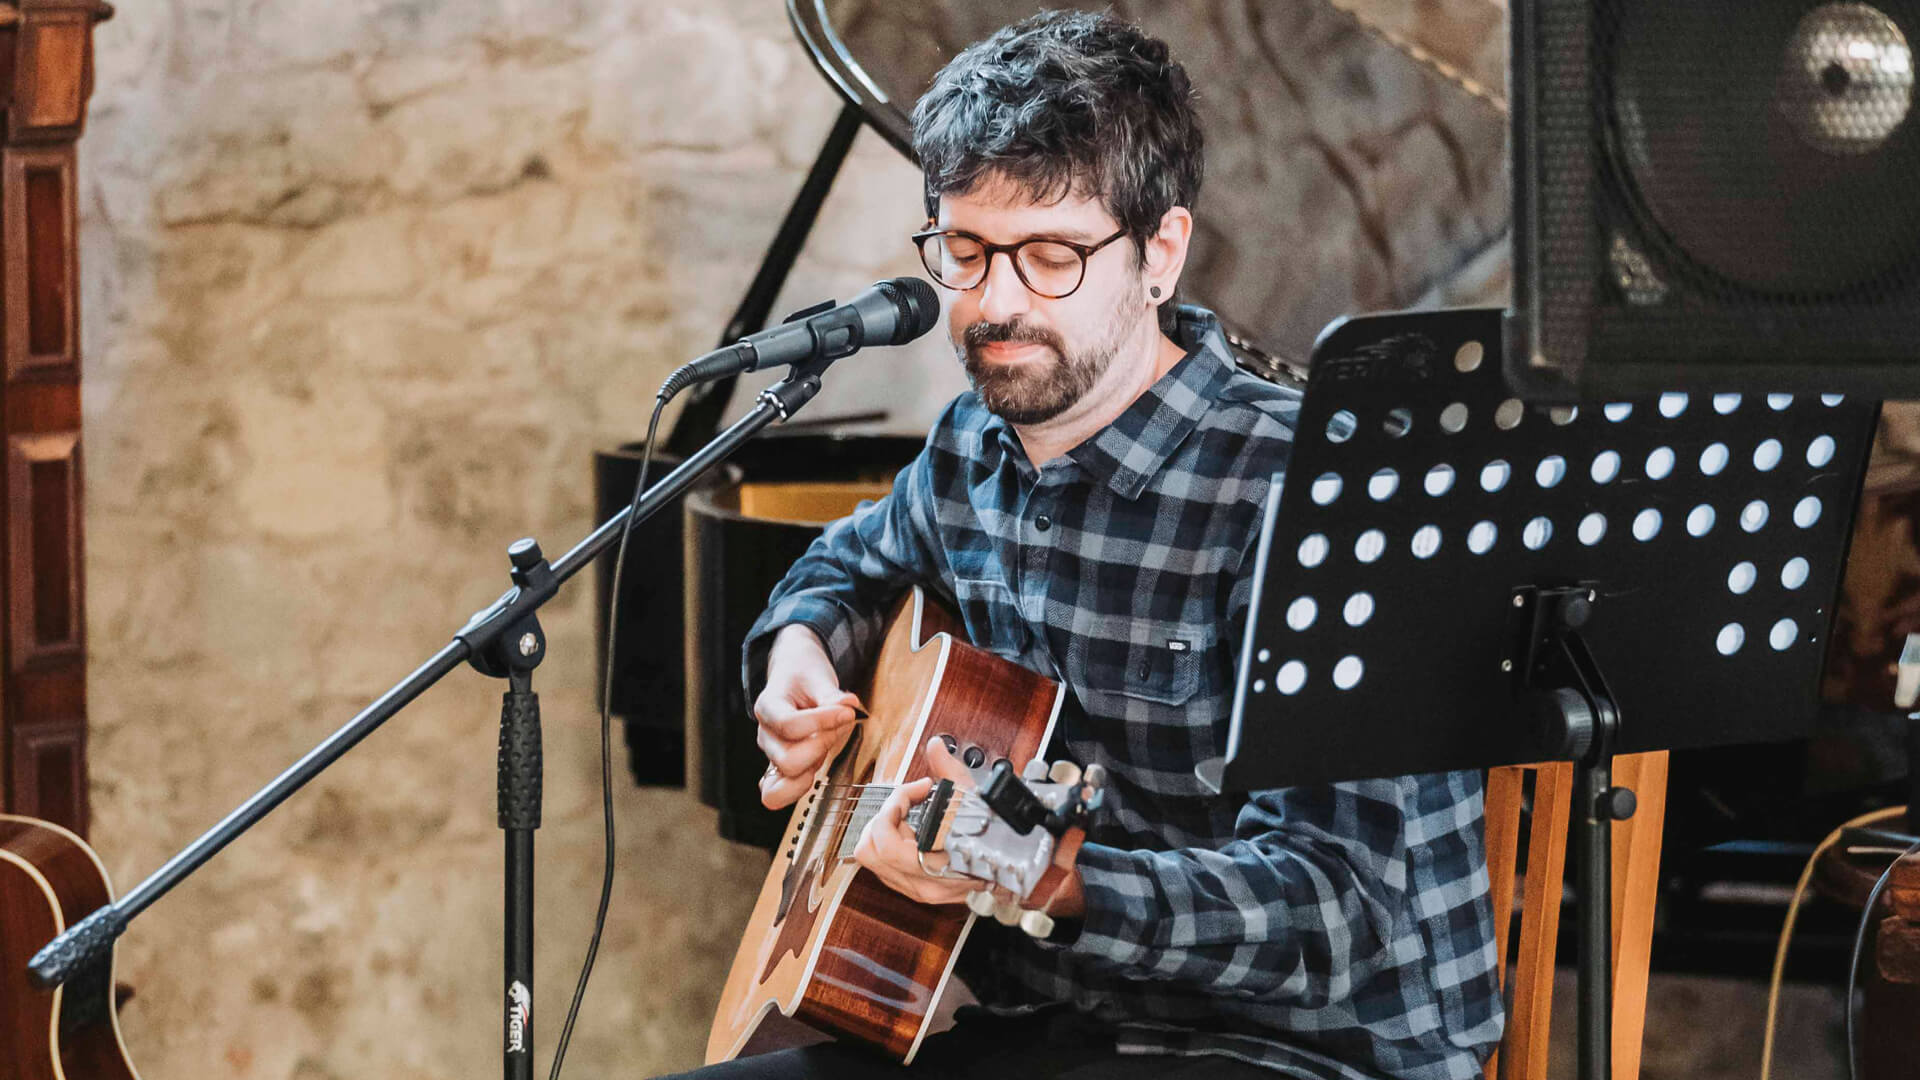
xmin=1084 ymin=621 xmax=1211 ymax=707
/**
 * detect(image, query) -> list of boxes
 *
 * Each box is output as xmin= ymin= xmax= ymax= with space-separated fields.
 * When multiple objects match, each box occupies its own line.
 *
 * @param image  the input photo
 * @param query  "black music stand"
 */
xmin=1202 ymin=307 xmax=1879 ymax=1080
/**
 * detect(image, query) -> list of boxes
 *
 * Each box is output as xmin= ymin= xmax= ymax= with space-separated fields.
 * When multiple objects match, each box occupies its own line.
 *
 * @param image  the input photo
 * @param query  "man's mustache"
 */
xmin=962 ymin=319 xmax=1064 ymax=353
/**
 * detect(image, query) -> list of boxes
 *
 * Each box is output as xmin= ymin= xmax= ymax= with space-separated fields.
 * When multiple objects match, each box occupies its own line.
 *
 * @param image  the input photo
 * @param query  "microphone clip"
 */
xmin=781 ymin=298 xmax=838 ymax=324
xmin=754 ymin=298 xmax=868 ymax=369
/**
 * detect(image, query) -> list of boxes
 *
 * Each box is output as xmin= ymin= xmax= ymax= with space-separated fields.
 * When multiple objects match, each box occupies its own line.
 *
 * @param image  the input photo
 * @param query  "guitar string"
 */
xmin=805 ymin=789 xmax=994 ymax=806
xmin=791 ymin=807 xmax=977 ymax=858
xmin=810 ymin=787 xmax=991 ymax=801
xmin=811 ymin=779 xmax=1071 ymax=796
xmin=802 ymin=799 xmax=990 ymax=841
xmin=806 ymin=799 xmax=1065 ymax=833
xmin=802 ymin=807 xmax=990 ymax=822
xmin=805 ymin=802 xmax=995 ymax=826
xmin=798 ymin=807 xmax=975 ymax=822
xmin=803 ymin=796 xmax=1002 ymax=827
xmin=806 ymin=781 xmax=1080 ymax=811
xmin=796 ymin=792 xmax=988 ymax=813
xmin=791 ymin=780 xmax=1088 ymax=828
xmin=817 ymin=781 xmax=1004 ymax=791
xmin=806 ymin=787 xmax=990 ymax=803
xmin=799 ymin=798 xmax=1077 ymax=871
xmin=803 ymin=800 xmax=988 ymax=825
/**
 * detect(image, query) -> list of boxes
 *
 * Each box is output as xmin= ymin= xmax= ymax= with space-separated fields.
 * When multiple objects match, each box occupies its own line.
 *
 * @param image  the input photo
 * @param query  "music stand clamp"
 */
xmin=1209 ymin=308 xmax=1879 ymax=1080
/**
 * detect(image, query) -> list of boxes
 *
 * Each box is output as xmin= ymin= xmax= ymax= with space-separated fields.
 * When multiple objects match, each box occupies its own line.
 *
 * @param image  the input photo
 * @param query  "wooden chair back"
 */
xmin=1481 ymin=752 xmax=1668 ymax=1080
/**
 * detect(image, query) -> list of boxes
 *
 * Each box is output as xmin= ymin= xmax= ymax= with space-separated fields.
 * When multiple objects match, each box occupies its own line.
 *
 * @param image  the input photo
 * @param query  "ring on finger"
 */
xmin=916 ymin=849 xmax=954 ymax=879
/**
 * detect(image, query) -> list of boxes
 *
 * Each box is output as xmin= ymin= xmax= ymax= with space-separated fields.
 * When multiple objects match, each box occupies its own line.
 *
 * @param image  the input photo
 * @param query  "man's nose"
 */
xmin=976 ymin=250 xmax=1032 ymax=325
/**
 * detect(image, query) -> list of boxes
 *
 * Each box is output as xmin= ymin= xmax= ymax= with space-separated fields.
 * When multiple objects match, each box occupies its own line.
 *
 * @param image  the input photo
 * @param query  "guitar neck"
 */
xmin=812 ymin=783 xmax=958 ymax=862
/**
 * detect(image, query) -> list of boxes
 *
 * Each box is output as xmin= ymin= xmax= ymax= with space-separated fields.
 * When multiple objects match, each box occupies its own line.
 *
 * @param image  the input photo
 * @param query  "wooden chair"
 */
xmin=1481 ymin=752 xmax=1669 ymax=1080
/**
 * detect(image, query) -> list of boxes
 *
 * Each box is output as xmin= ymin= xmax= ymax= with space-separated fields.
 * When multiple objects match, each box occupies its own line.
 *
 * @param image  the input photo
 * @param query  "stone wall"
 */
xmin=82 ymin=4 xmax=937 ymax=1076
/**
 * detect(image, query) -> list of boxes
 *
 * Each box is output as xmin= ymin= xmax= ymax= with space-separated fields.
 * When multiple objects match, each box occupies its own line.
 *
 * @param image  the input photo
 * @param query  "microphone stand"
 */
xmin=28 ymin=352 xmax=844 ymax=1080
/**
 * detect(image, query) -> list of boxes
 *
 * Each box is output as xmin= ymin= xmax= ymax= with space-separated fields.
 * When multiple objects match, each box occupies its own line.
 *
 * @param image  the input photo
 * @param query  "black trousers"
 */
xmin=660 ymin=1006 xmax=1278 ymax=1080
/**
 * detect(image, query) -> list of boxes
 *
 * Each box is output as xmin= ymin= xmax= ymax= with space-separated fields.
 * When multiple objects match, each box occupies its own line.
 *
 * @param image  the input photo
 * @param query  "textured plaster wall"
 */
xmin=82 ymin=3 xmax=939 ymax=1077
xmin=72 ymin=2 xmax=1838 ymax=1079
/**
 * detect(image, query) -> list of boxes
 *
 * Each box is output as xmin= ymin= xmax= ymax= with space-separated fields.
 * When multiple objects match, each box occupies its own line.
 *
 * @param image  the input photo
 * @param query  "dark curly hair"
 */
xmin=910 ymin=10 xmax=1204 ymax=264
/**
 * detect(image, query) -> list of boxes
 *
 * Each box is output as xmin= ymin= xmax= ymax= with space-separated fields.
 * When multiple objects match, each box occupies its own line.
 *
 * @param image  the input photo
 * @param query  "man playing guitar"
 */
xmin=670 ymin=11 xmax=1503 ymax=1079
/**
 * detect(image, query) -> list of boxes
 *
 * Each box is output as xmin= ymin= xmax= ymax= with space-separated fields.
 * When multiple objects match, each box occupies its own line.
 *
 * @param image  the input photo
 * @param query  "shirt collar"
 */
xmin=1063 ymin=305 xmax=1236 ymax=500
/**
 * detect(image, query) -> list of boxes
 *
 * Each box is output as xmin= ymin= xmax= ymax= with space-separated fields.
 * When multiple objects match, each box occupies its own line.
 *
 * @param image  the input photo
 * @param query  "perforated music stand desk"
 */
xmin=1203 ymin=306 xmax=1879 ymax=1080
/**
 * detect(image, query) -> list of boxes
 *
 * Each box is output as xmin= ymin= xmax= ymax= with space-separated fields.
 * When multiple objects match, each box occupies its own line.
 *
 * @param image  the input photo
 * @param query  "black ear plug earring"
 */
xmin=1150 ymin=286 xmax=1162 ymax=299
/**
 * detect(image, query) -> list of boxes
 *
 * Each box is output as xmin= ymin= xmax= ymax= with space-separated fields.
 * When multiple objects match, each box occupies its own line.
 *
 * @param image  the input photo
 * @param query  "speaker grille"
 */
xmin=1514 ymin=0 xmax=1920 ymax=394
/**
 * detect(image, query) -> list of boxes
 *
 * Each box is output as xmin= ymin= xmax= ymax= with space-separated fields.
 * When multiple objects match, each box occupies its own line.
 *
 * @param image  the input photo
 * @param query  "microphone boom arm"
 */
xmin=27 ymin=346 xmax=844 ymax=989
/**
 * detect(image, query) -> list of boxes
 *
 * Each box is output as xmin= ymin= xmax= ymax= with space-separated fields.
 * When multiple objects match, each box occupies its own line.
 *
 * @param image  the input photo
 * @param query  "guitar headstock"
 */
xmin=918 ymin=759 xmax=1105 ymax=937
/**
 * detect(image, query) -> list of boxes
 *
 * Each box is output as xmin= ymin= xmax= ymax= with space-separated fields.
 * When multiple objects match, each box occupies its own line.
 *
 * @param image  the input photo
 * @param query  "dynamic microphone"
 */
xmin=661 ymin=277 xmax=941 ymax=399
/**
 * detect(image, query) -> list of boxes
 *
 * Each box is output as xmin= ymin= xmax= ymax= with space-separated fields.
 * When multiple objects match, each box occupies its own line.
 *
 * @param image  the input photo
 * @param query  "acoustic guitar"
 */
xmin=0 ymin=814 xmax=140 ymax=1080
xmin=707 ymin=587 xmax=1102 ymax=1064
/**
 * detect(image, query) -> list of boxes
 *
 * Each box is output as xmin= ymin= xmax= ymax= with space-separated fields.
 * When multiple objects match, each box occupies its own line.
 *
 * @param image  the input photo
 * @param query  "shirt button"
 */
xmin=1035 ymin=514 xmax=1053 ymax=532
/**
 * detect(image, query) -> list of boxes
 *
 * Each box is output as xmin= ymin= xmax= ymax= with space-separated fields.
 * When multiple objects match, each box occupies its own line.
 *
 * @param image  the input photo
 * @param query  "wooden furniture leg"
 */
xmin=1608 ymin=751 xmax=1667 ymax=1080
xmin=1482 ymin=754 xmax=1666 ymax=1080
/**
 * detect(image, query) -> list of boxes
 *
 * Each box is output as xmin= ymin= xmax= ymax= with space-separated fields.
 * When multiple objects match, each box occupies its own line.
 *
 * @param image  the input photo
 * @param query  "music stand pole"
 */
xmin=1520 ymin=587 xmax=1634 ymax=1080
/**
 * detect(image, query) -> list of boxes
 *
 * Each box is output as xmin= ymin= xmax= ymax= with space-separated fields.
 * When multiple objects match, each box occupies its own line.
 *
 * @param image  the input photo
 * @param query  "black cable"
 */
xmin=1845 ymin=836 xmax=1920 ymax=1080
xmin=547 ymin=388 xmax=672 ymax=1080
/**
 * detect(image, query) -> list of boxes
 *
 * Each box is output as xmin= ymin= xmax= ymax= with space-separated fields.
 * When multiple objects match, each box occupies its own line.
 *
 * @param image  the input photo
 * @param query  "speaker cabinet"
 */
xmin=1509 ymin=0 xmax=1920 ymax=396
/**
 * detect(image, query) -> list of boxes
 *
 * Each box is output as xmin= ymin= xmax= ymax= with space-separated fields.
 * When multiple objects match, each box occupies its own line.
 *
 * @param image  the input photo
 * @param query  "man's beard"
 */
xmin=958 ymin=294 xmax=1135 ymax=426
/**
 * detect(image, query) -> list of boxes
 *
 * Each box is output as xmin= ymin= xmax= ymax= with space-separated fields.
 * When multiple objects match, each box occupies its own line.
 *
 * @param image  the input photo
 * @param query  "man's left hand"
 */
xmin=853 ymin=735 xmax=986 ymax=906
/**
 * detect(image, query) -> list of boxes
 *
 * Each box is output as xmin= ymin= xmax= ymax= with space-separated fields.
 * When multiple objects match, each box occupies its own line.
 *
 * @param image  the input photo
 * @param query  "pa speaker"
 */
xmin=1509 ymin=0 xmax=1920 ymax=397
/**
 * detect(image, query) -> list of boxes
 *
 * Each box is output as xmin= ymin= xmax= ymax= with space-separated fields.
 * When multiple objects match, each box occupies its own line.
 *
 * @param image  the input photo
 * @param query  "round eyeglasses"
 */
xmin=912 ymin=226 xmax=1128 ymax=299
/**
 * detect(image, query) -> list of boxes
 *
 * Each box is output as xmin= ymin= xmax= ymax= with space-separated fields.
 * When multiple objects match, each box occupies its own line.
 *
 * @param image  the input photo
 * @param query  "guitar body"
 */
xmin=708 ymin=587 xmax=1065 ymax=1064
xmin=0 ymin=815 xmax=140 ymax=1080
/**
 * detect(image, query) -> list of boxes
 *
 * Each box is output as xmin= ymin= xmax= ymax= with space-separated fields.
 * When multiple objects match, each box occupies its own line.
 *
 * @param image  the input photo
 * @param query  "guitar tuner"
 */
xmin=982 ymin=761 xmax=1050 ymax=835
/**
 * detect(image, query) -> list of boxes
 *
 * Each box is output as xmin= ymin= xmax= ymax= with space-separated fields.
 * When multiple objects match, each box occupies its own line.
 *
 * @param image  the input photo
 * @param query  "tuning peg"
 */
xmin=993 ymin=898 xmax=1022 ymax=926
xmin=967 ymin=890 xmax=998 ymax=918
xmin=1048 ymin=760 xmax=1082 ymax=786
xmin=1019 ymin=909 xmax=1056 ymax=939
xmin=1022 ymin=759 xmax=1048 ymax=781
xmin=1082 ymin=763 xmax=1107 ymax=788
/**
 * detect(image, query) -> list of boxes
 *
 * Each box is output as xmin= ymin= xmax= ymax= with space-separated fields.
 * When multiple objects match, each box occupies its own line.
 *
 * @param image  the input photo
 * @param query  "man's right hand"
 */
xmin=754 ymin=624 xmax=864 ymax=809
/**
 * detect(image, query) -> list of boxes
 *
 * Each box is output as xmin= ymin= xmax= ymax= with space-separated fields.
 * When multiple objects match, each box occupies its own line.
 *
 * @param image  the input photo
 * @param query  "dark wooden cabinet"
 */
xmin=0 ymin=0 xmax=108 ymax=838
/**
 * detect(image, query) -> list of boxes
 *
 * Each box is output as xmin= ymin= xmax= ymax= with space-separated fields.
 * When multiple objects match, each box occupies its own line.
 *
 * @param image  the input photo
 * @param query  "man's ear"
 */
xmin=1143 ymin=205 xmax=1194 ymax=305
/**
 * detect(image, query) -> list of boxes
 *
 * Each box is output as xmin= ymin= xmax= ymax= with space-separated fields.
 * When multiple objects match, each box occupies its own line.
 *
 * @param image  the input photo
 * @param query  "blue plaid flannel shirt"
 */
xmin=743 ymin=307 xmax=1503 ymax=1080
